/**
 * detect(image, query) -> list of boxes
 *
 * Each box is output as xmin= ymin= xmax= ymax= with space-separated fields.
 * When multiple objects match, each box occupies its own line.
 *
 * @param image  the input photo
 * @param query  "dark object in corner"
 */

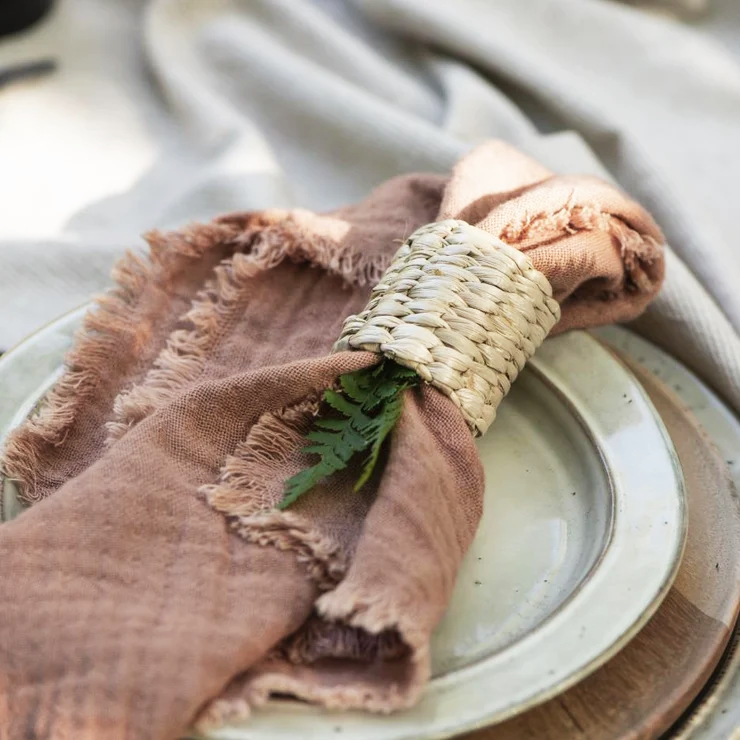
xmin=0 ymin=58 xmax=56 ymax=89
xmin=0 ymin=0 xmax=53 ymax=37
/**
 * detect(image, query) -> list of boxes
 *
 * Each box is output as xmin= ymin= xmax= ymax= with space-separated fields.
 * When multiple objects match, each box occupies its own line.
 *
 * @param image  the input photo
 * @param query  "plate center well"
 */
xmin=431 ymin=370 xmax=612 ymax=676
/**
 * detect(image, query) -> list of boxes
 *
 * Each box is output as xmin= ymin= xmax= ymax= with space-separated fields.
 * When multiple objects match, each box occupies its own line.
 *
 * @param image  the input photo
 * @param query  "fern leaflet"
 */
xmin=279 ymin=360 xmax=419 ymax=508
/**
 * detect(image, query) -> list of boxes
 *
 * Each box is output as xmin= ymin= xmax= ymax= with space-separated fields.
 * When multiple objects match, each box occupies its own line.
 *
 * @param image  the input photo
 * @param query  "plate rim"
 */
xmin=0 ymin=310 xmax=687 ymax=740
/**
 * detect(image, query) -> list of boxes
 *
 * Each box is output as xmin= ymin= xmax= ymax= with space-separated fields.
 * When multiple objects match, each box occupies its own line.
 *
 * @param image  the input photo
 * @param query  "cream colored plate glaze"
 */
xmin=0 ymin=309 xmax=687 ymax=739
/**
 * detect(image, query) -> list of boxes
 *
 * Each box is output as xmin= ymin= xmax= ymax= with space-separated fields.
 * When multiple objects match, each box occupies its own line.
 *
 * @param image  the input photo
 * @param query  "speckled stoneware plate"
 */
xmin=0 ymin=308 xmax=687 ymax=740
xmin=470 ymin=328 xmax=740 ymax=740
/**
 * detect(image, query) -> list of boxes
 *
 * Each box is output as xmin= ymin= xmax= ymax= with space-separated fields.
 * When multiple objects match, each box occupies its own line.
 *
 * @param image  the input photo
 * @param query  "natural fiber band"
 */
xmin=333 ymin=219 xmax=561 ymax=435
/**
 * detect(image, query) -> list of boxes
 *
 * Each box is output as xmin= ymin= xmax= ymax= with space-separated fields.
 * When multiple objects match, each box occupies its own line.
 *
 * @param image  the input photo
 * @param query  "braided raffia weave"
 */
xmin=334 ymin=219 xmax=561 ymax=435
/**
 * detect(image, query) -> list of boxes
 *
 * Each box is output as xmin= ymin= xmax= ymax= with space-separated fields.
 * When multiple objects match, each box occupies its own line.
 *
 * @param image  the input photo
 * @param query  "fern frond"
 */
xmin=280 ymin=360 xmax=420 ymax=508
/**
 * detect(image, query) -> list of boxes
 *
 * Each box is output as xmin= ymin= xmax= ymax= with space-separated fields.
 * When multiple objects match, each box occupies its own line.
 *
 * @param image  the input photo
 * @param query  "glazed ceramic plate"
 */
xmin=467 ymin=328 xmax=740 ymax=740
xmin=0 ymin=309 xmax=687 ymax=739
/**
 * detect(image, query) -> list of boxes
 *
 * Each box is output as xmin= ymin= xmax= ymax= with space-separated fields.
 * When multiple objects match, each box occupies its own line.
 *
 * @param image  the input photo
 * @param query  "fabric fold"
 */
xmin=0 ymin=141 xmax=664 ymax=739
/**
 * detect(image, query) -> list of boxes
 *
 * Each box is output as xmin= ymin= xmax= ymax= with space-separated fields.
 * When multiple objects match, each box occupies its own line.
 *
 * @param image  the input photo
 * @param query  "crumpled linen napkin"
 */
xmin=0 ymin=141 xmax=664 ymax=739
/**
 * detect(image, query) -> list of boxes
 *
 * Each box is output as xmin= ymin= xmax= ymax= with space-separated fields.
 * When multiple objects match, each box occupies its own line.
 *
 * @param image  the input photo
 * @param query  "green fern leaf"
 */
xmin=280 ymin=359 xmax=420 ymax=508
xmin=354 ymin=393 xmax=405 ymax=491
xmin=315 ymin=418 xmax=347 ymax=431
xmin=323 ymin=388 xmax=359 ymax=417
xmin=339 ymin=371 xmax=371 ymax=403
xmin=280 ymin=465 xmax=334 ymax=509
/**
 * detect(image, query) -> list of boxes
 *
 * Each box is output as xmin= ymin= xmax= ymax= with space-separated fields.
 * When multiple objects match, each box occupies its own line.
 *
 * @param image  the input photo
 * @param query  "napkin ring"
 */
xmin=333 ymin=219 xmax=561 ymax=436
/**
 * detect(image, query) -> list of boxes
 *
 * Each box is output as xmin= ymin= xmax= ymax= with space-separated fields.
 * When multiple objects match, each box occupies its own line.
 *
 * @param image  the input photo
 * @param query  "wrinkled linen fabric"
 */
xmin=1 ymin=0 xmax=740 ymax=413
xmin=0 ymin=141 xmax=664 ymax=738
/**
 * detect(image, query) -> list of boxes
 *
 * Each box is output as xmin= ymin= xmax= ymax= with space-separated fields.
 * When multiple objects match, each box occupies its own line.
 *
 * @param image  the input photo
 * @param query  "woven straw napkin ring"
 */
xmin=334 ymin=219 xmax=561 ymax=436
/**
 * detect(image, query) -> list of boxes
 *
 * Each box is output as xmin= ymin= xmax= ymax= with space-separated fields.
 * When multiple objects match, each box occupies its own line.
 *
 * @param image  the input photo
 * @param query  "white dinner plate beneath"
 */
xmin=0 ymin=308 xmax=687 ymax=739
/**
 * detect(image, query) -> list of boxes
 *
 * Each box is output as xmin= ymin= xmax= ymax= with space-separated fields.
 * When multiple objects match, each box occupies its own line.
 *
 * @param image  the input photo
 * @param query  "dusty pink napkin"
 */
xmin=0 ymin=141 xmax=663 ymax=739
